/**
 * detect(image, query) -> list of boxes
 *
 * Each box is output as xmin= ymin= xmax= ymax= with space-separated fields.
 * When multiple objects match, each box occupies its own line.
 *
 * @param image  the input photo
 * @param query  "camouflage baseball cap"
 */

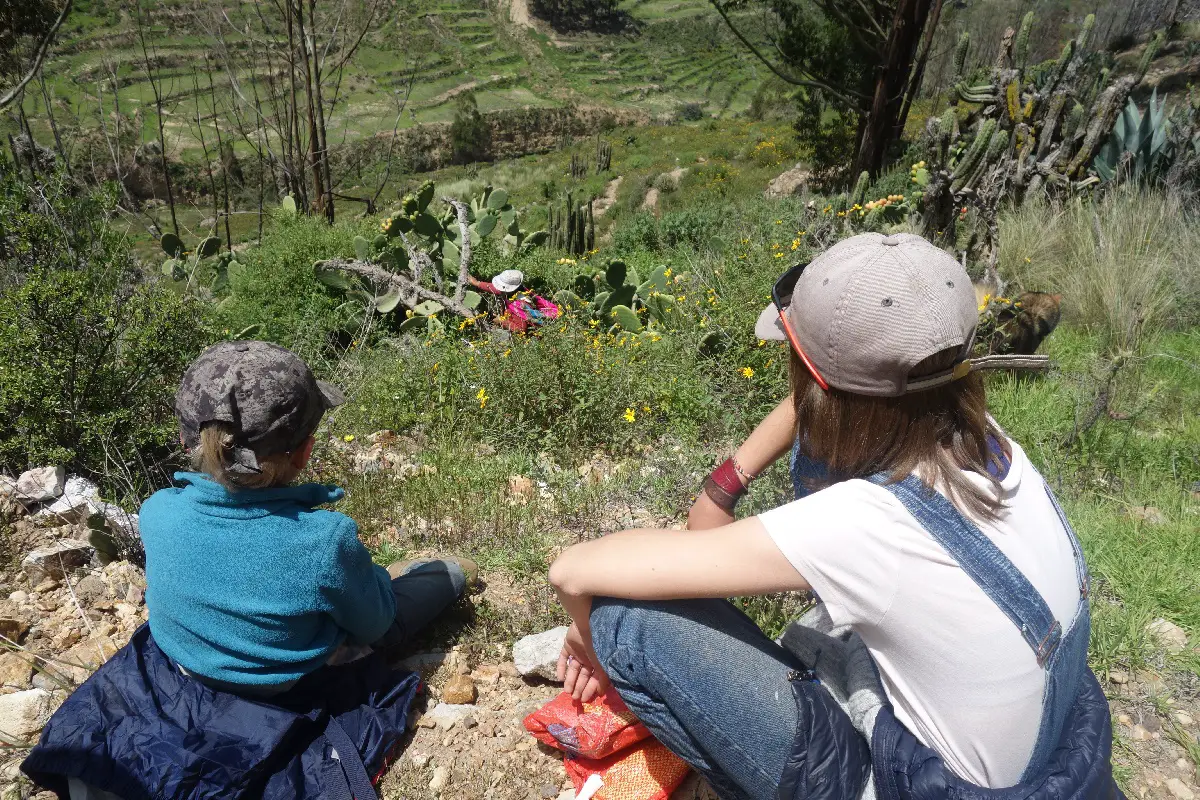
xmin=176 ymin=341 xmax=345 ymax=474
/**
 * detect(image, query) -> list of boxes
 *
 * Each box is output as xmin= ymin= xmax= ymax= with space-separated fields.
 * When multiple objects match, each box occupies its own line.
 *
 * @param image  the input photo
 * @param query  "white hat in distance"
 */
xmin=491 ymin=270 xmax=524 ymax=293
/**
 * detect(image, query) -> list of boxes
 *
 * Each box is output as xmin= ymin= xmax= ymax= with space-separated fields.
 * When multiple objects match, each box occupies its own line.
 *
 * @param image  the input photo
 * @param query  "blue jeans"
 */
xmin=375 ymin=559 xmax=466 ymax=652
xmin=589 ymin=597 xmax=807 ymax=800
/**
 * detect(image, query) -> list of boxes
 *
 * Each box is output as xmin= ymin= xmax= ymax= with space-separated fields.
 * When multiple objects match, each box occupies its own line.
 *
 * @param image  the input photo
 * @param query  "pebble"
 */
xmin=410 ymin=753 xmax=430 ymax=769
xmin=1132 ymin=724 xmax=1151 ymax=741
xmin=1167 ymin=778 xmax=1196 ymax=800
xmin=1147 ymin=618 xmax=1189 ymax=654
xmin=7 ymin=592 xmax=27 ymax=605
xmin=472 ymin=664 xmax=502 ymax=686
xmin=429 ymin=765 xmax=450 ymax=793
xmin=1108 ymin=669 xmax=1129 ymax=685
xmin=442 ymin=674 xmax=477 ymax=705
xmin=1174 ymin=711 xmax=1194 ymax=726
xmin=513 ymin=627 xmax=568 ymax=680
xmin=423 ymin=702 xmax=478 ymax=730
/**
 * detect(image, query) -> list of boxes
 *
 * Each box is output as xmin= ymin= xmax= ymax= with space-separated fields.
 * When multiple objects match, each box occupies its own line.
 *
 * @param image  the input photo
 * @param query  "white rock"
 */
xmin=33 ymin=476 xmax=101 ymax=524
xmin=15 ymin=467 xmax=65 ymax=503
xmin=6 ymin=592 xmax=26 ymax=605
xmin=410 ymin=753 xmax=430 ymax=769
xmin=423 ymin=702 xmax=478 ymax=730
xmin=1147 ymin=618 xmax=1189 ymax=654
xmin=0 ymin=688 xmax=55 ymax=741
xmin=22 ymin=539 xmax=94 ymax=584
xmin=1166 ymin=778 xmax=1196 ymax=800
xmin=429 ymin=765 xmax=450 ymax=793
xmin=513 ymin=626 xmax=568 ymax=680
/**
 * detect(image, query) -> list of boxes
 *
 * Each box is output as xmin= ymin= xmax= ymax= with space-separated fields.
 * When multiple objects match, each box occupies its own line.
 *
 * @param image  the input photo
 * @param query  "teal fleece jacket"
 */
xmin=140 ymin=472 xmax=395 ymax=686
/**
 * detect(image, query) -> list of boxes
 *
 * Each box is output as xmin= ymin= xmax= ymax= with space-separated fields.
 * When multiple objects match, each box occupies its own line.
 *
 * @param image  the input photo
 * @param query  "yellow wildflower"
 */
xmin=623 ymin=408 xmax=636 ymax=423
xmin=343 ymin=435 xmax=355 ymax=443
xmin=740 ymin=367 xmax=755 ymax=379
xmin=664 ymin=268 xmax=673 ymax=278
xmin=476 ymin=387 xmax=489 ymax=408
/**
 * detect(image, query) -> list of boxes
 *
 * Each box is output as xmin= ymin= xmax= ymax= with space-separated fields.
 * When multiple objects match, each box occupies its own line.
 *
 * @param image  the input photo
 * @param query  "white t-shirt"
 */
xmin=758 ymin=437 xmax=1081 ymax=788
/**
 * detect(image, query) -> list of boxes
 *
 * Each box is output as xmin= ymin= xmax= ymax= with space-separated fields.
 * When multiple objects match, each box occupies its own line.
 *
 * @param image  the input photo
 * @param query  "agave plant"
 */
xmin=1093 ymin=90 xmax=1169 ymax=184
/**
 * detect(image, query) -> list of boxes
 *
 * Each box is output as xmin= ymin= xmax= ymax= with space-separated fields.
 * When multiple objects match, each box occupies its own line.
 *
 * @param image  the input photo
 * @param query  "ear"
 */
xmin=290 ymin=436 xmax=316 ymax=470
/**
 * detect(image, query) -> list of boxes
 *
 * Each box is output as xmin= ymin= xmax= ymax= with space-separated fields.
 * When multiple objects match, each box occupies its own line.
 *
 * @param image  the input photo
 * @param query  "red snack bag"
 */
xmin=523 ymin=690 xmax=650 ymax=759
xmin=524 ymin=691 xmax=690 ymax=800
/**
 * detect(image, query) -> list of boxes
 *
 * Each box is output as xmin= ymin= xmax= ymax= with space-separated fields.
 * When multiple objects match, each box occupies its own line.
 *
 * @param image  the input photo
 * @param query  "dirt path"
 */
xmin=640 ymin=167 xmax=686 ymax=213
xmin=592 ymin=176 xmax=622 ymax=217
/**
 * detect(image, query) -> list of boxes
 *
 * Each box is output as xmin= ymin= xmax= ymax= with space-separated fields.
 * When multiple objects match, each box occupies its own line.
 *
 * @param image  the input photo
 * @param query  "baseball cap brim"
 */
xmin=318 ymin=380 xmax=347 ymax=409
xmin=754 ymin=303 xmax=787 ymax=342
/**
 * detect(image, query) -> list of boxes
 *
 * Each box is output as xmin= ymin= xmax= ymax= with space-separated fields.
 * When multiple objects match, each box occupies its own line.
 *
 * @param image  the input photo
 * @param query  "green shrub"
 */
xmin=660 ymin=208 xmax=715 ymax=249
xmin=214 ymin=213 xmax=363 ymax=362
xmin=614 ymin=212 xmax=660 ymax=252
xmin=0 ymin=169 xmax=209 ymax=491
xmin=450 ymin=92 xmax=491 ymax=165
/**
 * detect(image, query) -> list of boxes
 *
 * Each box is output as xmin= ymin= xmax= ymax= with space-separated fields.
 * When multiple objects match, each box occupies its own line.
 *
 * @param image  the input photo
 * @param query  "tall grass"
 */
xmin=999 ymin=186 xmax=1200 ymax=352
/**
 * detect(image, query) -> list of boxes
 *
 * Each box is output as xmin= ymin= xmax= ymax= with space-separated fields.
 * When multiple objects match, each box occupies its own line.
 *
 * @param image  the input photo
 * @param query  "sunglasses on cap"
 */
xmin=771 ymin=261 xmax=830 ymax=391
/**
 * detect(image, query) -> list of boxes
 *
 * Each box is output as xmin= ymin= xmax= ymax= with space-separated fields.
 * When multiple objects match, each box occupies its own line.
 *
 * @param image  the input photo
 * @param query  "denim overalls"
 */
xmin=785 ymin=441 xmax=1121 ymax=800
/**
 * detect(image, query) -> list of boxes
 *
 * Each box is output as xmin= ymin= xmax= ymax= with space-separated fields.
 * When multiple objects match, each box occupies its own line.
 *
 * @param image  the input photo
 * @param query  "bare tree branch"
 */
xmin=323 ymin=258 xmax=484 ymax=323
xmin=444 ymin=198 xmax=472 ymax=303
xmin=0 ymin=0 xmax=73 ymax=111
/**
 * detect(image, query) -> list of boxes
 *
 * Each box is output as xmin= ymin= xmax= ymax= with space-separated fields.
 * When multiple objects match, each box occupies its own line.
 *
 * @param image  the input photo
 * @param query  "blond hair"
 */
xmin=193 ymin=421 xmax=301 ymax=490
xmin=790 ymin=347 xmax=1005 ymax=521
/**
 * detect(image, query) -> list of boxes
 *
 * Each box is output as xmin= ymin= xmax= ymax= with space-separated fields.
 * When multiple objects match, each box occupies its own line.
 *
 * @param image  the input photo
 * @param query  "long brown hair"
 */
xmin=790 ymin=347 xmax=1005 ymax=520
xmin=192 ymin=422 xmax=301 ymax=491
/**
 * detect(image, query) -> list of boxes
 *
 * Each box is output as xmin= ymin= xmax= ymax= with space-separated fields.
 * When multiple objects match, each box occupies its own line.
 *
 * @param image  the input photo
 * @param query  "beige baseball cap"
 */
xmin=756 ymin=232 xmax=1048 ymax=396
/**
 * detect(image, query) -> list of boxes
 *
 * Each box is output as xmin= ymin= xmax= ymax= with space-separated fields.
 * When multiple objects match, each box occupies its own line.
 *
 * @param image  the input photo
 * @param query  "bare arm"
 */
xmin=688 ymin=395 xmax=798 ymax=530
xmin=550 ymin=516 xmax=809 ymax=699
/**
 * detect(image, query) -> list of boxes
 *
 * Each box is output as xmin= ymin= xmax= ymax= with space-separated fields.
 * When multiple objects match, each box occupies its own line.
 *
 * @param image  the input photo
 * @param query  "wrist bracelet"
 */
xmin=703 ymin=477 xmax=742 ymax=513
xmin=731 ymin=456 xmax=757 ymax=485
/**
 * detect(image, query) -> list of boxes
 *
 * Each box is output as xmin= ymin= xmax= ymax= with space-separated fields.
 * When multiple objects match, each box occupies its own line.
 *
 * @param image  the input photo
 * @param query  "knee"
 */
xmin=441 ymin=560 xmax=466 ymax=597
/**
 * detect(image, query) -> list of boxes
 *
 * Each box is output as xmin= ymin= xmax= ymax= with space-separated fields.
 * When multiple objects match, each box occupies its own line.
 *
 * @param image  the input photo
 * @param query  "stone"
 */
xmin=1174 ymin=711 xmax=1194 ymax=726
xmin=472 ymin=664 xmax=502 ymax=686
xmin=1128 ymin=505 xmax=1167 ymax=525
xmin=410 ymin=753 xmax=430 ymax=769
xmin=507 ymin=475 xmax=535 ymax=504
xmin=423 ymin=702 xmax=478 ymax=730
xmin=1147 ymin=618 xmax=1189 ymax=654
xmin=0 ymin=653 xmax=33 ymax=692
xmin=0 ymin=618 xmax=30 ymax=644
xmin=1108 ymin=669 xmax=1129 ymax=684
xmin=22 ymin=540 xmax=94 ymax=585
xmin=15 ymin=467 xmax=65 ymax=503
xmin=73 ymin=574 xmax=109 ymax=607
xmin=765 ymin=164 xmax=810 ymax=198
xmin=58 ymin=635 xmax=119 ymax=683
xmin=7 ymin=592 xmax=26 ymax=605
xmin=33 ymin=477 xmax=101 ymax=524
xmin=500 ymin=661 xmax=520 ymax=678
xmin=1167 ymin=778 xmax=1196 ymax=800
xmin=442 ymin=674 xmax=477 ymax=705
xmin=429 ymin=765 xmax=450 ymax=793
xmin=1117 ymin=713 xmax=1132 ymax=726
xmin=1131 ymin=724 xmax=1150 ymax=741
xmin=513 ymin=626 xmax=568 ymax=680
xmin=0 ymin=688 xmax=55 ymax=740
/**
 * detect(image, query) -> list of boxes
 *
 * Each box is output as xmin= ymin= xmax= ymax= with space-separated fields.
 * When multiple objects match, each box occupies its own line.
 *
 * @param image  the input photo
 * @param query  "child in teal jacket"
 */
xmin=140 ymin=340 xmax=469 ymax=695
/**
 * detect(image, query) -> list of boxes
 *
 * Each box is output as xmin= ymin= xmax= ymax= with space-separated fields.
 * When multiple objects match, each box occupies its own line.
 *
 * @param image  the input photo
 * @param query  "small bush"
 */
xmin=660 ymin=208 xmax=715 ymax=250
xmin=614 ymin=211 xmax=659 ymax=252
xmin=677 ymin=102 xmax=705 ymax=122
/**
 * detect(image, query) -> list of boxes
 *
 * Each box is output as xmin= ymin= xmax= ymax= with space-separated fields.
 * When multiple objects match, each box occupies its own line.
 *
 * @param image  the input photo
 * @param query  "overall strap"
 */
xmin=1044 ymin=481 xmax=1091 ymax=601
xmin=868 ymin=474 xmax=1062 ymax=668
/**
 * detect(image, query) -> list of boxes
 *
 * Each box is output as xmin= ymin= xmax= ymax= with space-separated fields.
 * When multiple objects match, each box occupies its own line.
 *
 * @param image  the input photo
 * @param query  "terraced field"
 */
xmin=16 ymin=0 xmax=770 ymax=163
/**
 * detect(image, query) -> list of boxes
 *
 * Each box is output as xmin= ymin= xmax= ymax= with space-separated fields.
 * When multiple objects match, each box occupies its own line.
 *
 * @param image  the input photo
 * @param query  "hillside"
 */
xmin=26 ymin=0 xmax=769 ymax=161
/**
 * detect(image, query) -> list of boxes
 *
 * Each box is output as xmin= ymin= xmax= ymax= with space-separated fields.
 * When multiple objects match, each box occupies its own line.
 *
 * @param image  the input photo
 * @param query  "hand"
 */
xmin=556 ymin=622 xmax=609 ymax=702
xmin=687 ymin=489 xmax=736 ymax=530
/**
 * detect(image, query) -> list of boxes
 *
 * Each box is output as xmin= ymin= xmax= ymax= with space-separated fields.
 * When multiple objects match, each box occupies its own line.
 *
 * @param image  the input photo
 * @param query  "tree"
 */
xmin=450 ymin=92 xmax=490 ymax=165
xmin=0 ymin=0 xmax=72 ymax=111
xmin=528 ymin=0 xmax=627 ymax=33
xmin=712 ymin=0 xmax=943 ymax=182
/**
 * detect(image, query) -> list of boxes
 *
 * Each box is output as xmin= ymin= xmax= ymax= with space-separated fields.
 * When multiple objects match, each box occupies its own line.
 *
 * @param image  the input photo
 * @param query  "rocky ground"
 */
xmin=0 ymin=463 xmax=1195 ymax=800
